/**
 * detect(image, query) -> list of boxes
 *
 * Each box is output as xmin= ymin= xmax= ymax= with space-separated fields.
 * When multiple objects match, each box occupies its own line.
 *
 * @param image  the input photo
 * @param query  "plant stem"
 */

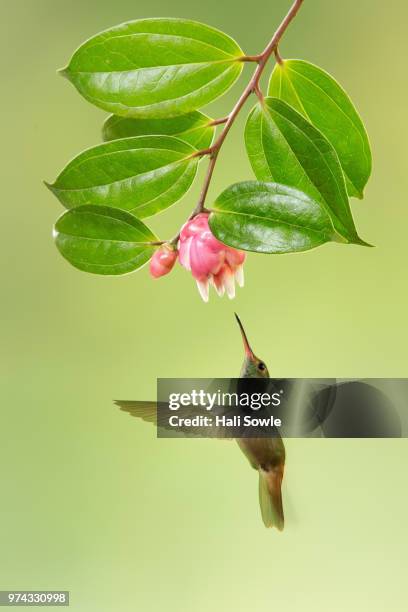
xmin=169 ymin=0 xmax=304 ymax=246
xmin=274 ymin=48 xmax=284 ymax=65
xmin=209 ymin=116 xmax=229 ymax=126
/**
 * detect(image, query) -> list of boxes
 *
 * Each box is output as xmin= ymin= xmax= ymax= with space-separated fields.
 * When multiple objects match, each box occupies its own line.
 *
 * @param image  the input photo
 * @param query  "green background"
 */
xmin=1 ymin=0 xmax=407 ymax=609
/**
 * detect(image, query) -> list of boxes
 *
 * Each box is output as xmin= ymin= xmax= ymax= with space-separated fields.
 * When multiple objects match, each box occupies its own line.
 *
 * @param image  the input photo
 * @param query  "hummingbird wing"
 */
xmin=115 ymin=400 xmax=160 ymax=424
xmin=114 ymin=400 xmax=232 ymax=438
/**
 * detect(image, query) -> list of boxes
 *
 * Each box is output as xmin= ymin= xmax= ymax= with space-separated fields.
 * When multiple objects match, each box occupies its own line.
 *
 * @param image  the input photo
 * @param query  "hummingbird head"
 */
xmin=235 ymin=313 xmax=269 ymax=379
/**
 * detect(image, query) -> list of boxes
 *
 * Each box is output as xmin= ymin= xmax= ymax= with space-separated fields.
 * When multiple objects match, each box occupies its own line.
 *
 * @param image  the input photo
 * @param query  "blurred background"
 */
xmin=1 ymin=0 xmax=407 ymax=610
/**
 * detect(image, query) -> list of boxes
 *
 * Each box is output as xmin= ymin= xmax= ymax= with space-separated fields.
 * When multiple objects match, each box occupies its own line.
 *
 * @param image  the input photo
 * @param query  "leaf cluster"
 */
xmin=48 ymin=18 xmax=372 ymax=275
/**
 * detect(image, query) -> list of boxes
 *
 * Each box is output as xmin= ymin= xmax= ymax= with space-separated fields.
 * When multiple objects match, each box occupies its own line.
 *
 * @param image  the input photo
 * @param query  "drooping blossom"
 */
xmin=178 ymin=213 xmax=245 ymax=302
xmin=149 ymin=244 xmax=178 ymax=278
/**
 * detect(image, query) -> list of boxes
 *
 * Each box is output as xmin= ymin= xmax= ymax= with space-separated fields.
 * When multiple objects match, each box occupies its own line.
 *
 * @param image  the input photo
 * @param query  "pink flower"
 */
xmin=178 ymin=213 xmax=245 ymax=302
xmin=150 ymin=244 xmax=178 ymax=278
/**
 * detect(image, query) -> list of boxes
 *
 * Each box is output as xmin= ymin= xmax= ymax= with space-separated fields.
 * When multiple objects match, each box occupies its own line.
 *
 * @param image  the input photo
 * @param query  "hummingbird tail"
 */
xmin=258 ymin=468 xmax=284 ymax=530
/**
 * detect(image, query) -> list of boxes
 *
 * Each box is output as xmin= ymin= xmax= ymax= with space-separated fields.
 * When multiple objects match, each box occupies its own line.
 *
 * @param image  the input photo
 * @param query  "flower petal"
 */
xmin=200 ymin=229 xmax=225 ymax=253
xmin=235 ymin=264 xmax=244 ymax=288
xmin=190 ymin=238 xmax=221 ymax=280
xmin=211 ymin=273 xmax=225 ymax=297
xmin=196 ymin=279 xmax=209 ymax=302
xmin=178 ymin=236 xmax=193 ymax=271
xmin=225 ymin=248 xmax=246 ymax=268
xmin=180 ymin=214 xmax=209 ymax=239
xmin=222 ymin=268 xmax=236 ymax=300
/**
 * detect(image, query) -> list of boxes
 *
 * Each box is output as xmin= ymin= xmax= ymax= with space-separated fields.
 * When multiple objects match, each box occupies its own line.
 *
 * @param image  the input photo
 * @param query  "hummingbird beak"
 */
xmin=235 ymin=313 xmax=254 ymax=358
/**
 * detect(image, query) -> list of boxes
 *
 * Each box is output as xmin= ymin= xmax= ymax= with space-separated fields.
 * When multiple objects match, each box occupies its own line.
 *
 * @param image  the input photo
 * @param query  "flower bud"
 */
xmin=149 ymin=245 xmax=178 ymax=279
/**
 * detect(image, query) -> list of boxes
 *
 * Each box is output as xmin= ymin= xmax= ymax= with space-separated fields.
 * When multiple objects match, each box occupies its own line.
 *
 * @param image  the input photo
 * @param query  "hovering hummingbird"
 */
xmin=116 ymin=314 xmax=286 ymax=530
xmin=234 ymin=314 xmax=285 ymax=529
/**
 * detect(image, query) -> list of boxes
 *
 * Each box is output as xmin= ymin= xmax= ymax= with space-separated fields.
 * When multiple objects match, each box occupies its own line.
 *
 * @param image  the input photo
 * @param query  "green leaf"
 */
xmin=46 ymin=136 xmax=198 ymax=218
xmin=103 ymin=111 xmax=215 ymax=149
xmin=61 ymin=18 xmax=244 ymax=118
xmin=54 ymin=205 xmax=158 ymax=275
xmin=209 ymin=181 xmax=335 ymax=253
xmin=268 ymin=60 xmax=371 ymax=198
xmin=245 ymin=98 xmax=368 ymax=245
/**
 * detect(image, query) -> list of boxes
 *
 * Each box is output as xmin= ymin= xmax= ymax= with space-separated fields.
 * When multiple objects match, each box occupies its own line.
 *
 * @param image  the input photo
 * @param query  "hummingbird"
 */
xmin=234 ymin=313 xmax=285 ymax=530
xmin=115 ymin=314 xmax=285 ymax=530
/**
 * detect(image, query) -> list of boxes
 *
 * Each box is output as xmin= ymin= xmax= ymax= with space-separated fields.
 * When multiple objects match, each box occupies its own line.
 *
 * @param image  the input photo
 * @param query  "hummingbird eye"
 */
xmin=258 ymin=362 xmax=266 ymax=371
